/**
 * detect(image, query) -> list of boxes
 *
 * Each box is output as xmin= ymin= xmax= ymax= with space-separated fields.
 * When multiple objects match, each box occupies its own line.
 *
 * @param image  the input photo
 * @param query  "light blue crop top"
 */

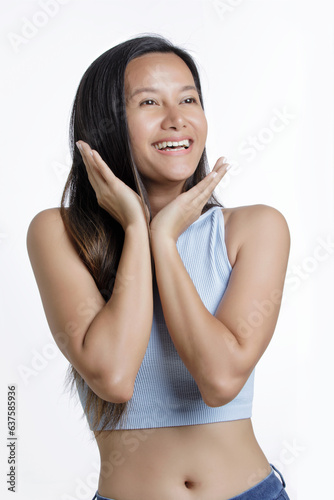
xmin=76 ymin=206 xmax=255 ymax=430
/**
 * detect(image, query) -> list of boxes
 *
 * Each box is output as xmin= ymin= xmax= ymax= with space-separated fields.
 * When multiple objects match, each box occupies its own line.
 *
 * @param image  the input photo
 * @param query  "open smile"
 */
xmin=152 ymin=139 xmax=194 ymax=156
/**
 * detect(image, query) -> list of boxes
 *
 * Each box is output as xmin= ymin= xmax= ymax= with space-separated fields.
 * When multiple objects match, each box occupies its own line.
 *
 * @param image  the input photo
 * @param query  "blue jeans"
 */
xmin=92 ymin=463 xmax=290 ymax=500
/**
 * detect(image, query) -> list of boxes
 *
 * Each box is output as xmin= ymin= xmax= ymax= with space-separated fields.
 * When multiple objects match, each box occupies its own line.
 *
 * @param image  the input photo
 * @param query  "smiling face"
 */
xmin=124 ymin=52 xmax=208 ymax=193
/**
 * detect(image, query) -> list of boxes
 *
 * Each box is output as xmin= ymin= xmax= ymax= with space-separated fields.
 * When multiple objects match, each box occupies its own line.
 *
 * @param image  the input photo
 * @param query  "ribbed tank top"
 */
xmin=76 ymin=206 xmax=255 ymax=430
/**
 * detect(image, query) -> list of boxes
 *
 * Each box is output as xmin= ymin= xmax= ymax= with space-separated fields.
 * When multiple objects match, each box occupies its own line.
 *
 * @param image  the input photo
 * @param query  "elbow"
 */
xmin=200 ymin=378 xmax=240 ymax=408
xmin=103 ymin=375 xmax=134 ymax=404
xmin=88 ymin=369 xmax=134 ymax=404
xmin=202 ymin=392 xmax=235 ymax=408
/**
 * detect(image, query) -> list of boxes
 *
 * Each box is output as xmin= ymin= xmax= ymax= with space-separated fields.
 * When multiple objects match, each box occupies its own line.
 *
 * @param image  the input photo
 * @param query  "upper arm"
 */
xmin=26 ymin=208 xmax=107 ymax=393
xmin=215 ymin=204 xmax=290 ymax=391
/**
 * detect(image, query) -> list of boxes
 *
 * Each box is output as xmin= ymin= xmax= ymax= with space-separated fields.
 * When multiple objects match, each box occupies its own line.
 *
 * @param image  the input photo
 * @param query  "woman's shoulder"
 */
xmin=26 ymin=206 xmax=86 ymax=282
xmin=27 ymin=207 xmax=68 ymax=249
xmin=222 ymin=203 xmax=288 ymax=226
xmin=28 ymin=206 xmax=64 ymax=231
xmin=221 ymin=204 xmax=290 ymax=268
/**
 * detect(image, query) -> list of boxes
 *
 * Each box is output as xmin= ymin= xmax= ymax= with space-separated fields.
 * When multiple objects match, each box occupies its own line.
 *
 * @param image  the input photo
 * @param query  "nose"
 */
xmin=160 ymin=105 xmax=186 ymax=130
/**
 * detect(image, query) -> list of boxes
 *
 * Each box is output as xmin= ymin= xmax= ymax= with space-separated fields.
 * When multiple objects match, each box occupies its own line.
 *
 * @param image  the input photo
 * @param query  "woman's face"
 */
xmin=124 ymin=52 xmax=208 ymax=191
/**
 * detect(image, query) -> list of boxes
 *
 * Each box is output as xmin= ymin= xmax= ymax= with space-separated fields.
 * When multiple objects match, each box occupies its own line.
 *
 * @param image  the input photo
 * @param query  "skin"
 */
xmin=26 ymin=52 xmax=290 ymax=499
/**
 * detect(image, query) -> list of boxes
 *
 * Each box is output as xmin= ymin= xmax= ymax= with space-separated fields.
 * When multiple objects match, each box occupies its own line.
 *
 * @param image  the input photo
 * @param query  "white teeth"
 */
xmin=154 ymin=139 xmax=191 ymax=150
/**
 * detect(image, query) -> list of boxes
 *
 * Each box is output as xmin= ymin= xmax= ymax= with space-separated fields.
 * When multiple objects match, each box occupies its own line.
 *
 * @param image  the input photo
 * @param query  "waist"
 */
xmin=95 ymin=419 xmax=271 ymax=500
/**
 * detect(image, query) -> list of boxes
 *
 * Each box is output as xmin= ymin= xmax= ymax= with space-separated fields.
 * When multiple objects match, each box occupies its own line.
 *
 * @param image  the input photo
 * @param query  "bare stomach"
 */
xmin=94 ymin=418 xmax=271 ymax=500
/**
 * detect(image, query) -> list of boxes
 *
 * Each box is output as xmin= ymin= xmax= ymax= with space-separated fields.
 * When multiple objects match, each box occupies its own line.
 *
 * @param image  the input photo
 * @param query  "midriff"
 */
xmin=94 ymin=418 xmax=271 ymax=500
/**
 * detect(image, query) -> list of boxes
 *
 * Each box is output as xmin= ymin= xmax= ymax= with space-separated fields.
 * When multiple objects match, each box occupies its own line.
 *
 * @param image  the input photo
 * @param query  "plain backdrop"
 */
xmin=1 ymin=0 xmax=333 ymax=498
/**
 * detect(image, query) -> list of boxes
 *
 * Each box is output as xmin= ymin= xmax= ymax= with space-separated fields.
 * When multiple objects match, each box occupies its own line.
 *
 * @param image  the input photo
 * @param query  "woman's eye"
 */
xmin=182 ymin=97 xmax=197 ymax=104
xmin=141 ymin=99 xmax=157 ymax=106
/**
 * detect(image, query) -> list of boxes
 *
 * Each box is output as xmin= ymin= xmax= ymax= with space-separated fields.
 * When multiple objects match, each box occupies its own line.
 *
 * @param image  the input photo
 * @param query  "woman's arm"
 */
xmin=27 ymin=144 xmax=153 ymax=403
xmin=151 ymin=199 xmax=290 ymax=407
xmin=81 ymin=219 xmax=153 ymax=401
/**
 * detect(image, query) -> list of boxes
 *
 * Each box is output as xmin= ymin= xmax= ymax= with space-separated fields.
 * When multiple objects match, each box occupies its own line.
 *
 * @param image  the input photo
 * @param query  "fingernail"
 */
xmin=226 ymin=164 xmax=233 ymax=171
xmin=76 ymin=141 xmax=82 ymax=152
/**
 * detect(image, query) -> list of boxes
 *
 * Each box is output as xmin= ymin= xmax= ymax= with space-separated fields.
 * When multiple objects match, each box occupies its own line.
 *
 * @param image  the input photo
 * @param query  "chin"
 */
xmin=136 ymin=154 xmax=200 ymax=185
xmin=166 ymin=168 xmax=197 ymax=184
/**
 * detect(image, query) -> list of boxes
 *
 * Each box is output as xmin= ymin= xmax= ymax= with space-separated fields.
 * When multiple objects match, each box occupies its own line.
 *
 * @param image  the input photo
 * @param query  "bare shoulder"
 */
xmin=26 ymin=207 xmax=82 ymax=274
xmin=221 ymin=204 xmax=290 ymax=268
xmin=27 ymin=207 xmax=63 ymax=233
xmin=27 ymin=207 xmax=68 ymax=249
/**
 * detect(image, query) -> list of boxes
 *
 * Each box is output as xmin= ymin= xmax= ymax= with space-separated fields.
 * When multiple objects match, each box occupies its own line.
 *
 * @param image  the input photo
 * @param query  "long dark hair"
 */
xmin=62 ymin=33 xmax=222 ymax=436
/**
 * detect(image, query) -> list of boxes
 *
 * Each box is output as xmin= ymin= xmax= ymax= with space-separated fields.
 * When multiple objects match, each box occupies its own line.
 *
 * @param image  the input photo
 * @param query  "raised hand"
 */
xmin=149 ymin=157 xmax=230 ymax=242
xmin=76 ymin=141 xmax=148 ymax=230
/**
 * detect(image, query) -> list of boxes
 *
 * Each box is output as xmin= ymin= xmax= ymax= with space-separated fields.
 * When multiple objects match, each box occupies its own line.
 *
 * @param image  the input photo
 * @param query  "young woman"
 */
xmin=27 ymin=34 xmax=291 ymax=500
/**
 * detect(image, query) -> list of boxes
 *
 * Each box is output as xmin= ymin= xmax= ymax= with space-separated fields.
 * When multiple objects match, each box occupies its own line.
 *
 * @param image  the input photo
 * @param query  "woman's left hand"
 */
xmin=150 ymin=157 xmax=230 ymax=242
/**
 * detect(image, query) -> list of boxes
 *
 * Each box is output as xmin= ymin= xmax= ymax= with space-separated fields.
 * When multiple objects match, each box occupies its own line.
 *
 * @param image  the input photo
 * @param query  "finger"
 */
xmin=211 ymin=156 xmax=228 ymax=173
xmin=77 ymin=141 xmax=106 ymax=186
xmin=203 ymin=157 xmax=230 ymax=188
xmin=190 ymin=169 xmax=227 ymax=211
xmin=191 ymin=176 xmax=220 ymax=208
xmin=187 ymin=159 xmax=229 ymax=207
xmin=76 ymin=140 xmax=94 ymax=169
xmin=192 ymin=157 xmax=228 ymax=194
xmin=89 ymin=149 xmax=115 ymax=183
xmin=90 ymin=149 xmax=135 ymax=196
xmin=84 ymin=145 xmax=119 ymax=188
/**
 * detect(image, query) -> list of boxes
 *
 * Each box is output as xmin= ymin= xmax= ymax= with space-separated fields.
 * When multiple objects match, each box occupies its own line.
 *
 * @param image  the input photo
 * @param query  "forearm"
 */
xmin=82 ymin=222 xmax=153 ymax=398
xmin=151 ymin=236 xmax=244 ymax=406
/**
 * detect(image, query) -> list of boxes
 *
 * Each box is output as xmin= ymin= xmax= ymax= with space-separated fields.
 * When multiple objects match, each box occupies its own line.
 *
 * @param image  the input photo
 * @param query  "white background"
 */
xmin=1 ymin=0 xmax=333 ymax=498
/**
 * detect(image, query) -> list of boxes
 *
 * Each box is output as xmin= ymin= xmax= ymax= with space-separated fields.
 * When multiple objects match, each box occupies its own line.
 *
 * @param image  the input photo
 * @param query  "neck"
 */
xmin=147 ymin=182 xmax=185 ymax=218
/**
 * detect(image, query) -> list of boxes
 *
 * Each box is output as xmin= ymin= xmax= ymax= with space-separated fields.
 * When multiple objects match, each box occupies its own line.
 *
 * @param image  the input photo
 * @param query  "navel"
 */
xmin=184 ymin=480 xmax=195 ymax=489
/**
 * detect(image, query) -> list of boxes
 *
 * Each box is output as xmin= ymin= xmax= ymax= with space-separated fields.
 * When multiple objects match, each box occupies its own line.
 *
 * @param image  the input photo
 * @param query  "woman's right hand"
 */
xmin=76 ymin=140 xmax=148 ymax=230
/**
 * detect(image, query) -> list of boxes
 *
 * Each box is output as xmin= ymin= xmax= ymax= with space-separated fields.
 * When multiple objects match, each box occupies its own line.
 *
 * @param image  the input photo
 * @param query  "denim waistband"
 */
xmin=92 ymin=463 xmax=287 ymax=500
xmin=271 ymin=464 xmax=286 ymax=487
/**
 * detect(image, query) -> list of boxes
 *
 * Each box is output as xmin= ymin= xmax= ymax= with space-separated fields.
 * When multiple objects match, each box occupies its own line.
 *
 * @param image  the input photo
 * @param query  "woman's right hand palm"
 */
xmin=76 ymin=141 xmax=147 ymax=230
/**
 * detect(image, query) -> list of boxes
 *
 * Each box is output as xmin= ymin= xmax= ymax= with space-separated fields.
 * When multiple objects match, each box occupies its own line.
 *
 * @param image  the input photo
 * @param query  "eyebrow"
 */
xmin=127 ymin=85 xmax=198 ymax=101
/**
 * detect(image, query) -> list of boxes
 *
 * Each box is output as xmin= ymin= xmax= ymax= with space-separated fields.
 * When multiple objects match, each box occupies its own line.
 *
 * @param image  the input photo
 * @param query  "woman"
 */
xmin=27 ymin=34 xmax=291 ymax=500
